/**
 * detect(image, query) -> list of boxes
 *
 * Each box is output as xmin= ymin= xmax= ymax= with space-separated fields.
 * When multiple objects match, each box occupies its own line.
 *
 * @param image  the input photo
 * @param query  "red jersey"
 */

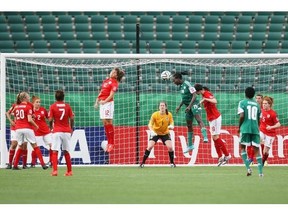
xmin=97 ymin=78 xmax=119 ymax=102
xmin=260 ymin=109 xmax=280 ymax=136
xmin=49 ymin=101 xmax=74 ymax=133
xmin=7 ymin=103 xmax=16 ymax=130
xmin=202 ymin=91 xmax=221 ymax=121
xmin=14 ymin=102 xmax=34 ymax=130
xmin=33 ymin=107 xmax=50 ymax=136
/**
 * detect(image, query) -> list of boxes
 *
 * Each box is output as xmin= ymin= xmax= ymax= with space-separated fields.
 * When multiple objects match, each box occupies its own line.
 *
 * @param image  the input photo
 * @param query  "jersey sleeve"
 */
xmin=48 ymin=105 xmax=54 ymax=119
xmin=111 ymin=81 xmax=119 ymax=92
xmin=67 ymin=104 xmax=74 ymax=118
xmin=237 ymin=101 xmax=244 ymax=114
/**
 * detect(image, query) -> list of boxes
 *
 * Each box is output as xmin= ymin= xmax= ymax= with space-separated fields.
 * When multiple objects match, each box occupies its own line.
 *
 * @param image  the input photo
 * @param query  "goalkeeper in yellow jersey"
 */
xmin=140 ymin=101 xmax=175 ymax=168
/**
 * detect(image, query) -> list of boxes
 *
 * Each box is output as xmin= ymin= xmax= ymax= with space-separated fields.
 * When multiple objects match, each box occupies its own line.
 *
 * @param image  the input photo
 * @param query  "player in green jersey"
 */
xmin=172 ymin=72 xmax=208 ymax=153
xmin=238 ymin=87 xmax=263 ymax=177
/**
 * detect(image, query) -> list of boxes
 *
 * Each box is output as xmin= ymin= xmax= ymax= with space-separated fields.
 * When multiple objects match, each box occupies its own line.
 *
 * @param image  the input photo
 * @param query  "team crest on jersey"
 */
xmin=267 ymin=114 xmax=270 ymax=118
xmin=41 ymin=111 xmax=44 ymax=115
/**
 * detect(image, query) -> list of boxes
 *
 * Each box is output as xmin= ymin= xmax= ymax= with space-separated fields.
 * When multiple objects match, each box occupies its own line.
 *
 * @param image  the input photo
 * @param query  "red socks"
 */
xmin=52 ymin=151 xmax=58 ymax=171
xmin=8 ymin=149 xmax=15 ymax=165
xmin=214 ymin=138 xmax=229 ymax=157
xmin=262 ymin=152 xmax=269 ymax=164
xmin=31 ymin=150 xmax=37 ymax=165
xmin=13 ymin=148 xmax=23 ymax=168
xmin=247 ymin=146 xmax=254 ymax=160
xmin=33 ymin=146 xmax=45 ymax=166
xmin=22 ymin=149 xmax=27 ymax=167
xmin=64 ymin=152 xmax=72 ymax=172
xmin=104 ymin=124 xmax=114 ymax=145
xmin=49 ymin=149 xmax=53 ymax=164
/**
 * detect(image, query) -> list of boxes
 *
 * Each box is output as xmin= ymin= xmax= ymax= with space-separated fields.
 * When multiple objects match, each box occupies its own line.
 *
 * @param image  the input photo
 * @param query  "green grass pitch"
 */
xmin=1 ymin=166 xmax=288 ymax=204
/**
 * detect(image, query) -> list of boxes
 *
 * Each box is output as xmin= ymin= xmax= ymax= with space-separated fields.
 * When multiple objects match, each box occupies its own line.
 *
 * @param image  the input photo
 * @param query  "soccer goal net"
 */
xmin=1 ymin=53 xmax=288 ymax=167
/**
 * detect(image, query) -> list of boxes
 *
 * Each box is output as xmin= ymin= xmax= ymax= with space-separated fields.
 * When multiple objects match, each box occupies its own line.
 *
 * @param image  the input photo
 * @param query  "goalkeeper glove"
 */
xmin=150 ymin=130 xmax=157 ymax=137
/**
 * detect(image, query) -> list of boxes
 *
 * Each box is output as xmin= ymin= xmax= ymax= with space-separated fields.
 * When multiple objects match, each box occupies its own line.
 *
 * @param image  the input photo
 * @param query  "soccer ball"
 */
xmin=101 ymin=140 xmax=108 ymax=151
xmin=161 ymin=70 xmax=172 ymax=80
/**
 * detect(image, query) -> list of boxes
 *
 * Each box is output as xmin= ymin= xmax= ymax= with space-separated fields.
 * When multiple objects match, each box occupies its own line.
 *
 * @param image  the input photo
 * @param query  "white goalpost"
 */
xmin=1 ymin=53 xmax=288 ymax=168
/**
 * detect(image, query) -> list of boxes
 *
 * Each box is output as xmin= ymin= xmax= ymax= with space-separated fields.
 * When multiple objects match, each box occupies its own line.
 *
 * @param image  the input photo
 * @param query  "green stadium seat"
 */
xmin=172 ymin=32 xmax=187 ymax=41
xmin=108 ymin=32 xmax=123 ymax=40
xmin=203 ymin=23 xmax=219 ymax=32
xmin=59 ymin=32 xmax=75 ymax=40
xmin=41 ymin=15 xmax=56 ymax=23
xmin=172 ymin=16 xmax=187 ymax=24
xmin=269 ymin=23 xmax=284 ymax=32
xmin=107 ymin=23 xmax=122 ymax=32
xmin=172 ymin=23 xmax=186 ymax=32
xmin=15 ymin=41 xmax=32 ymax=53
xmin=197 ymin=41 xmax=213 ymax=54
xmin=52 ymin=12 xmax=68 ymax=16
xmin=115 ymin=12 xmax=130 ymax=16
xmin=33 ymin=40 xmax=49 ymax=53
xmin=252 ymin=24 xmax=268 ymax=32
xmin=91 ymin=15 xmax=105 ymax=24
xmin=165 ymin=41 xmax=180 ymax=53
xmin=280 ymin=41 xmax=288 ymax=53
xmin=156 ymin=23 xmax=170 ymax=32
xmin=35 ymin=12 xmax=51 ymax=16
xmin=57 ymin=15 xmax=73 ymax=23
xmin=241 ymin=12 xmax=257 ymax=16
xmin=27 ymin=32 xmax=43 ymax=40
xmin=92 ymin=32 xmax=107 ymax=40
xmin=162 ymin=12 xmax=178 ymax=16
xmin=140 ymin=23 xmax=154 ymax=32
xmin=123 ymin=23 xmax=136 ymax=32
xmin=267 ymin=32 xmax=283 ymax=41
xmin=247 ymin=41 xmax=264 ymax=53
xmin=74 ymin=15 xmax=89 ymax=23
xmin=203 ymin=32 xmax=218 ymax=41
xmin=44 ymin=32 xmax=60 ymax=40
xmin=204 ymin=15 xmax=219 ymax=24
xmin=140 ymin=15 xmax=154 ymax=24
xmin=115 ymin=41 xmax=131 ymax=53
xmin=271 ymin=83 xmax=286 ymax=92
xmin=123 ymin=32 xmax=136 ymax=41
xmin=107 ymin=15 xmax=122 ymax=24
xmin=235 ymin=32 xmax=251 ymax=41
xmin=123 ymin=15 xmax=138 ymax=24
xmin=67 ymin=12 xmax=83 ymax=16
xmin=82 ymin=40 xmax=97 ymax=53
xmin=76 ymin=32 xmax=91 ymax=40
xmin=220 ymin=15 xmax=236 ymax=24
xmin=66 ymin=40 xmax=82 ymax=53
xmin=0 ymin=15 xmax=7 ymax=23
xmin=24 ymin=15 xmax=40 ymax=24
xmin=187 ymin=23 xmax=202 ymax=33
xmin=263 ymin=40 xmax=279 ymax=53
xmin=91 ymin=23 xmax=106 ymax=32
xmin=178 ymin=12 xmax=192 ymax=16
xmin=220 ymin=23 xmax=234 ymax=32
xmin=0 ymin=23 xmax=9 ymax=32
xmin=235 ymin=24 xmax=251 ymax=32
xmin=49 ymin=40 xmax=65 ymax=53
xmin=231 ymin=41 xmax=247 ymax=53
xmin=181 ymin=41 xmax=196 ymax=54
xmin=270 ymin=15 xmax=286 ymax=24
xmin=42 ymin=23 xmax=58 ymax=32
xmin=11 ymin=32 xmax=27 ymax=40
xmin=58 ymin=23 xmax=74 ymax=32
xmin=188 ymin=15 xmax=203 ymax=24
xmin=155 ymin=15 xmax=171 ymax=24
xmin=9 ymin=23 xmax=25 ymax=32
xmin=253 ymin=15 xmax=269 ymax=24
xmin=0 ymin=41 xmax=14 ymax=49
xmin=7 ymin=15 xmax=23 ymax=24
xmin=251 ymin=32 xmax=267 ymax=41
xmin=214 ymin=41 xmax=230 ymax=54
xmin=75 ymin=23 xmax=89 ymax=32
xmin=218 ymin=32 xmax=234 ymax=41
xmin=237 ymin=16 xmax=253 ymax=24
xmin=26 ymin=23 xmax=41 ymax=32
xmin=187 ymin=32 xmax=202 ymax=41
xmin=156 ymin=32 xmax=171 ymax=40
xmin=99 ymin=40 xmax=115 ymax=53
xmin=131 ymin=41 xmax=148 ymax=53
xmin=147 ymin=41 xmax=164 ymax=54
xmin=140 ymin=32 xmax=155 ymax=40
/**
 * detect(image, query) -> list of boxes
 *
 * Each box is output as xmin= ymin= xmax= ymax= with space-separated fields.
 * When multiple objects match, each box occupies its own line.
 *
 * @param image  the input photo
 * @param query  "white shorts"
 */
xmin=51 ymin=132 xmax=71 ymax=152
xmin=99 ymin=101 xmax=114 ymax=119
xmin=209 ymin=115 xmax=222 ymax=136
xmin=10 ymin=130 xmax=17 ymax=141
xmin=260 ymin=131 xmax=275 ymax=148
xmin=15 ymin=128 xmax=36 ymax=145
xmin=36 ymin=133 xmax=52 ymax=147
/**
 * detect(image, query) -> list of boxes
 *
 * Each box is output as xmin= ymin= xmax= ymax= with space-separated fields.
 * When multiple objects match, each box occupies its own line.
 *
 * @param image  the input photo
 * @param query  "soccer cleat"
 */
xmin=247 ymin=168 xmax=252 ymax=176
xmin=42 ymin=165 xmax=49 ymax=170
xmin=139 ymin=163 xmax=144 ymax=168
xmin=217 ymin=156 xmax=224 ymax=166
xmin=64 ymin=171 xmax=73 ymax=176
xmin=183 ymin=145 xmax=194 ymax=153
xmin=30 ymin=164 xmax=36 ymax=168
xmin=6 ymin=164 xmax=12 ymax=169
xmin=12 ymin=166 xmax=21 ymax=170
xmin=51 ymin=170 xmax=58 ymax=176
xmin=22 ymin=165 xmax=29 ymax=169
xmin=259 ymin=173 xmax=264 ymax=178
xmin=203 ymin=138 xmax=209 ymax=143
xmin=221 ymin=154 xmax=232 ymax=166
xmin=106 ymin=144 xmax=114 ymax=153
xmin=170 ymin=163 xmax=176 ymax=168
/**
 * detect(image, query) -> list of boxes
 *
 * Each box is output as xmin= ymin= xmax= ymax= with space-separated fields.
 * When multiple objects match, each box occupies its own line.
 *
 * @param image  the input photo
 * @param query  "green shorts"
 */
xmin=240 ymin=133 xmax=260 ymax=147
xmin=185 ymin=104 xmax=202 ymax=121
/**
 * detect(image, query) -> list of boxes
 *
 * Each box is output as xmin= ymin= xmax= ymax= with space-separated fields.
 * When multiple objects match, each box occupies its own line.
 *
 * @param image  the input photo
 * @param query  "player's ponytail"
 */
xmin=16 ymin=92 xmax=21 ymax=104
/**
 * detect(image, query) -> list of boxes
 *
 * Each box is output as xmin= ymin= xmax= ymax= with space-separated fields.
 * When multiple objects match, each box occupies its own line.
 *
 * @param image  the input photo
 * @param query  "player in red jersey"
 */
xmin=94 ymin=68 xmax=125 ymax=153
xmin=260 ymin=96 xmax=281 ymax=166
xmin=247 ymin=93 xmax=263 ymax=164
xmin=194 ymin=84 xmax=231 ymax=166
xmin=30 ymin=95 xmax=53 ymax=168
xmin=49 ymin=90 xmax=74 ymax=176
xmin=12 ymin=92 xmax=48 ymax=170
xmin=5 ymin=94 xmax=29 ymax=169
